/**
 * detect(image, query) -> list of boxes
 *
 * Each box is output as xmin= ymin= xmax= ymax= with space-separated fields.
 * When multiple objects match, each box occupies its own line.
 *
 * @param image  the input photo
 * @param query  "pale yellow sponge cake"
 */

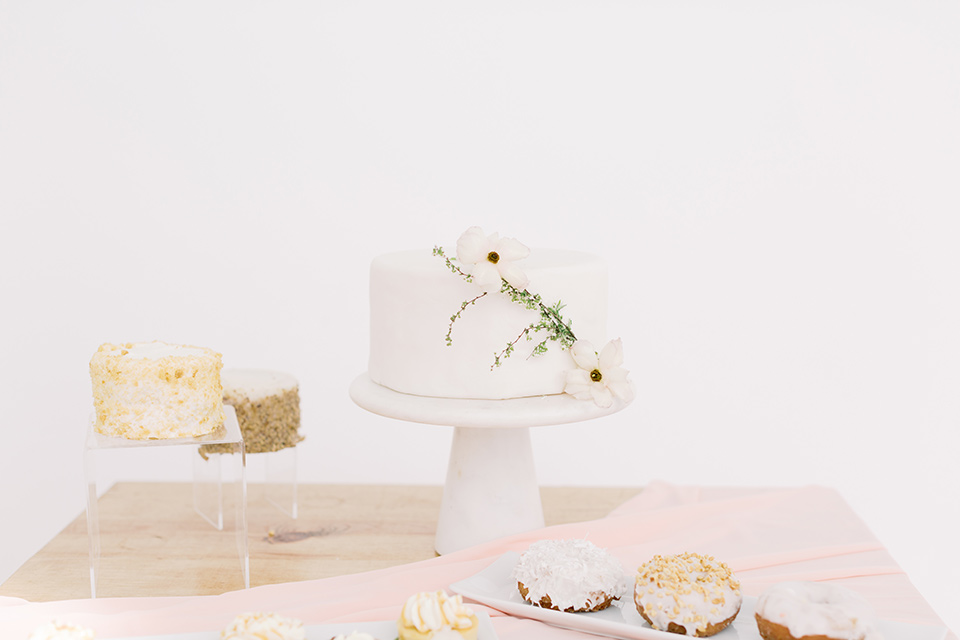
xmin=90 ymin=341 xmax=225 ymax=439
xmin=397 ymin=590 xmax=478 ymax=640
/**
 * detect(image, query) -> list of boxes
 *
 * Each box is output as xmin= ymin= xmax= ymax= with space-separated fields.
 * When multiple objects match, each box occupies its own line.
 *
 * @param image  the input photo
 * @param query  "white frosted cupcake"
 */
xmin=28 ymin=621 xmax=95 ymax=640
xmin=397 ymin=590 xmax=478 ymax=640
xmin=220 ymin=612 xmax=305 ymax=639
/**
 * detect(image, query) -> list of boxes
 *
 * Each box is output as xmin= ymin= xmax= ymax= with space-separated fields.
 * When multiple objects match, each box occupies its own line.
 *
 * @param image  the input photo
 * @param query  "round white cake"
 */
xmin=367 ymin=248 xmax=608 ymax=400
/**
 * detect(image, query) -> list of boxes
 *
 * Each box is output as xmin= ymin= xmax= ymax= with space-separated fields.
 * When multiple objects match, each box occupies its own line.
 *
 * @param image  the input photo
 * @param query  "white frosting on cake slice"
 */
xmin=221 ymin=369 xmax=298 ymax=402
xmin=368 ymin=248 xmax=607 ymax=399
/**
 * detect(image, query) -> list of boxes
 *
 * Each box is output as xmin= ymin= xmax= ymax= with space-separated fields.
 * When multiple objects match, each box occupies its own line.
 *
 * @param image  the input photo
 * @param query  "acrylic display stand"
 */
xmin=84 ymin=405 xmax=248 ymax=598
xmin=246 ymin=445 xmax=299 ymax=520
xmin=349 ymin=373 xmax=631 ymax=554
xmin=265 ymin=445 xmax=299 ymax=519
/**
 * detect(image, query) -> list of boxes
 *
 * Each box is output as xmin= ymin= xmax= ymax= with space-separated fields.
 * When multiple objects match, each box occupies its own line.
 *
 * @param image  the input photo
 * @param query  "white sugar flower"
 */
xmin=456 ymin=226 xmax=530 ymax=291
xmin=563 ymin=338 xmax=633 ymax=408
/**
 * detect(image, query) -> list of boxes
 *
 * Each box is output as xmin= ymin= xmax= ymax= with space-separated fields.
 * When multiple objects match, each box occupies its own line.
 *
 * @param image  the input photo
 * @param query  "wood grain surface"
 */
xmin=0 ymin=483 xmax=640 ymax=601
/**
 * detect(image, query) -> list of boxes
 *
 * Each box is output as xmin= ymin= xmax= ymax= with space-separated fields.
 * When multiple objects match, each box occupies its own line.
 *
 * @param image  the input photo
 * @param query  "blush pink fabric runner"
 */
xmin=0 ymin=483 xmax=953 ymax=639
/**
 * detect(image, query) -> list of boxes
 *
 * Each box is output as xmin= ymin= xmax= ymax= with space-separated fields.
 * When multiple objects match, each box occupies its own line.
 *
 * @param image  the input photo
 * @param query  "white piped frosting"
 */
xmin=219 ymin=612 xmax=305 ymax=640
xmin=755 ymin=582 xmax=884 ymax=640
xmin=634 ymin=552 xmax=742 ymax=636
xmin=398 ymin=590 xmax=477 ymax=634
xmin=28 ymin=621 xmax=95 ymax=640
xmin=512 ymin=538 xmax=627 ymax=611
xmin=330 ymin=633 xmax=379 ymax=640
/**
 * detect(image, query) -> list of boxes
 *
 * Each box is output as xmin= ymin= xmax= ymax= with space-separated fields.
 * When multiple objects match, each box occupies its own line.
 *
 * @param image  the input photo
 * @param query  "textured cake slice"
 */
xmin=222 ymin=369 xmax=302 ymax=453
xmin=90 ymin=341 xmax=224 ymax=439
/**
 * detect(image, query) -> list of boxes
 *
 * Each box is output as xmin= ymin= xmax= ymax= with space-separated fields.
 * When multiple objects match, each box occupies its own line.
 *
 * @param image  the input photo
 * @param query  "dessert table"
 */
xmin=0 ymin=482 xmax=953 ymax=640
xmin=0 ymin=483 xmax=641 ymax=601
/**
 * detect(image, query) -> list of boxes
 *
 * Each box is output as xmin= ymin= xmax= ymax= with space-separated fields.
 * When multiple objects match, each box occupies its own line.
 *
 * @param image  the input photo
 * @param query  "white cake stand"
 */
xmin=349 ymin=373 xmax=631 ymax=554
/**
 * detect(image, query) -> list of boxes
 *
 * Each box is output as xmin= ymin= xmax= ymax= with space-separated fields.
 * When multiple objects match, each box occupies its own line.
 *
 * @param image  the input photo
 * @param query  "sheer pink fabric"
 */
xmin=1 ymin=483 xmax=952 ymax=639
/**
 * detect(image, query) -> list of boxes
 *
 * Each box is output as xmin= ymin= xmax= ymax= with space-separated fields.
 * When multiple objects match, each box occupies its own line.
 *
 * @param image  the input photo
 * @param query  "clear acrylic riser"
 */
xmin=84 ymin=406 xmax=251 ymax=598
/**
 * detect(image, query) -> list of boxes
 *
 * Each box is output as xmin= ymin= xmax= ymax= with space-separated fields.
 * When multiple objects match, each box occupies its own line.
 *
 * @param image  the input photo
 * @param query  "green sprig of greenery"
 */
xmin=434 ymin=245 xmax=577 ymax=369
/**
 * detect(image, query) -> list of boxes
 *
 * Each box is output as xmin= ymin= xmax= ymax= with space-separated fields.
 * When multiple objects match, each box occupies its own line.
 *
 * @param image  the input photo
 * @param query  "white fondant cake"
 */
xmin=367 ymin=247 xmax=608 ymax=400
xmin=90 ymin=341 xmax=224 ymax=439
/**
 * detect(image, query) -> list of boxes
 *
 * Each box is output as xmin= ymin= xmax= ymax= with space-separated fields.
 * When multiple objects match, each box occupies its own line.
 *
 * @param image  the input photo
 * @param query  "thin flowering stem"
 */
xmin=445 ymin=291 xmax=488 ymax=346
xmin=434 ymin=245 xmax=577 ymax=368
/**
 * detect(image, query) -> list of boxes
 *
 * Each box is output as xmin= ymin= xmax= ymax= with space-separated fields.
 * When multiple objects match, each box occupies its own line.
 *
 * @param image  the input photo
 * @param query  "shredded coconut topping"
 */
xmin=220 ymin=612 xmax=305 ymax=640
xmin=634 ymin=552 xmax=742 ymax=636
xmin=512 ymin=538 xmax=628 ymax=611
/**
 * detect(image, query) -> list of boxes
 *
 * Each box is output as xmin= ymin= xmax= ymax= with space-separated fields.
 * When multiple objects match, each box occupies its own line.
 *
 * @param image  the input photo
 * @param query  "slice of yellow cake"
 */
xmin=90 ymin=341 xmax=224 ymax=439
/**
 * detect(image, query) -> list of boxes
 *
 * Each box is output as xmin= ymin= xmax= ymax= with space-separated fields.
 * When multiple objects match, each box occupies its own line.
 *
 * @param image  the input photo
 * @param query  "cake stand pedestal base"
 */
xmin=436 ymin=426 xmax=544 ymax=555
xmin=351 ymin=373 xmax=630 ymax=554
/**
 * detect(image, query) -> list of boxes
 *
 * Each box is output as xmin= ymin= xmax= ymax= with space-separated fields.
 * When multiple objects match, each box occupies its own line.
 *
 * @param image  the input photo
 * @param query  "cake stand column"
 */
xmin=435 ymin=426 xmax=544 ymax=555
xmin=350 ymin=373 xmax=629 ymax=554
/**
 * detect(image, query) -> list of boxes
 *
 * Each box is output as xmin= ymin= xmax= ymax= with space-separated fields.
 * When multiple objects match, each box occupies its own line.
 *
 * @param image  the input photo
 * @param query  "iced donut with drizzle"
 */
xmin=754 ymin=581 xmax=884 ymax=640
xmin=634 ymin=552 xmax=742 ymax=637
xmin=512 ymin=538 xmax=627 ymax=613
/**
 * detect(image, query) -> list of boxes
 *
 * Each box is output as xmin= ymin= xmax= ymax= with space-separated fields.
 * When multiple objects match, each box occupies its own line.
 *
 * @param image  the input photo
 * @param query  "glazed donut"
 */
xmin=512 ymin=539 xmax=626 ymax=612
xmin=634 ymin=552 xmax=742 ymax=637
xmin=754 ymin=582 xmax=883 ymax=640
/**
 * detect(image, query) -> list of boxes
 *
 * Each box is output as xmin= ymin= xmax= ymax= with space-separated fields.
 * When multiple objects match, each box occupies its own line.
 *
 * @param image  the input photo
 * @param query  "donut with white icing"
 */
xmin=754 ymin=582 xmax=883 ymax=640
xmin=634 ymin=552 xmax=742 ymax=637
xmin=512 ymin=539 xmax=627 ymax=613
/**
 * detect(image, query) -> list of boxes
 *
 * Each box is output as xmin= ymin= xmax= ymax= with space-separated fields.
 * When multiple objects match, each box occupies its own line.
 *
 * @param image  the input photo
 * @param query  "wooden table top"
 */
xmin=0 ymin=483 xmax=641 ymax=602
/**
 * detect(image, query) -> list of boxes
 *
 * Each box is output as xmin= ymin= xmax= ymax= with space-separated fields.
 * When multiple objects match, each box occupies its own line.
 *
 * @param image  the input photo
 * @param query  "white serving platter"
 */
xmin=450 ymin=552 xmax=949 ymax=640
xmin=106 ymin=612 xmax=498 ymax=640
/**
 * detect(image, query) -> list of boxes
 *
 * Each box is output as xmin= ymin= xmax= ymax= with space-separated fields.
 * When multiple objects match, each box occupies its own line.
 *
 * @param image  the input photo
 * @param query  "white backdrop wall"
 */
xmin=1 ymin=0 xmax=958 ymax=630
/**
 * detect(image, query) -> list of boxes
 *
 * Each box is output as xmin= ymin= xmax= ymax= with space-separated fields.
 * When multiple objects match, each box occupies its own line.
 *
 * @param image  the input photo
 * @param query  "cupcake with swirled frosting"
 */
xmin=397 ymin=590 xmax=478 ymax=640
xmin=28 ymin=622 xmax=95 ymax=640
xmin=220 ymin=612 xmax=305 ymax=640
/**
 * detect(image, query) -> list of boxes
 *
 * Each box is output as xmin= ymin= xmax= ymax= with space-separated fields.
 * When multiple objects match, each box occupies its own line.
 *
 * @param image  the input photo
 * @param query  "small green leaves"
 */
xmin=435 ymin=246 xmax=577 ymax=368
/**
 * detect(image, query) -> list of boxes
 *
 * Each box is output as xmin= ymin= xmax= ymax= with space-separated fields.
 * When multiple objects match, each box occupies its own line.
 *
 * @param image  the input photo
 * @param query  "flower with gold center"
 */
xmin=455 ymin=226 xmax=530 ymax=291
xmin=563 ymin=338 xmax=633 ymax=408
